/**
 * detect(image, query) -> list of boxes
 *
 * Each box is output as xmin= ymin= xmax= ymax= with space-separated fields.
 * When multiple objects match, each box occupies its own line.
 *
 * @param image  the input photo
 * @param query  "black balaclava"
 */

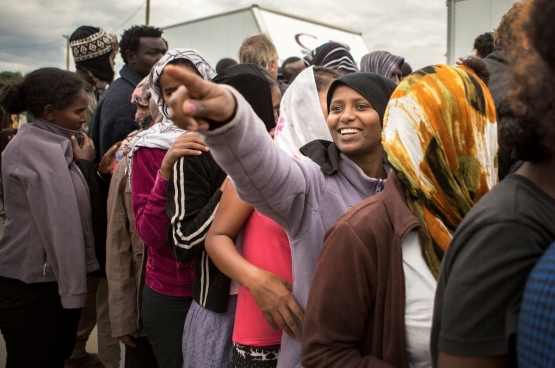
xmin=212 ymin=64 xmax=275 ymax=132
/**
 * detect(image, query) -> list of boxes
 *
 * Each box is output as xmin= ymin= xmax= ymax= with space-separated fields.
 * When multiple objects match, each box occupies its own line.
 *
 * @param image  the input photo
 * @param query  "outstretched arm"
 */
xmin=165 ymin=66 xmax=325 ymax=237
xmin=205 ymin=181 xmax=304 ymax=339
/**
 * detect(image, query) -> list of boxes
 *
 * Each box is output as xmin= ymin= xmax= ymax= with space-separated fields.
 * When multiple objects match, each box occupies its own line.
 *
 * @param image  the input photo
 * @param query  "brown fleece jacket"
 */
xmin=302 ymin=172 xmax=420 ymax=368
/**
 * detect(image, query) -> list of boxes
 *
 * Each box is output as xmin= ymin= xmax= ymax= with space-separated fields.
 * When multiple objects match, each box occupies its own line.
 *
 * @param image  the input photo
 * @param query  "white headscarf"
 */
xmin=274 ymin=66 xmax=333 ymax=160
xmin=149 ymin=48 xmax=216 ymax=122
xmin=127 ymin=48 xmax=216 ymax=179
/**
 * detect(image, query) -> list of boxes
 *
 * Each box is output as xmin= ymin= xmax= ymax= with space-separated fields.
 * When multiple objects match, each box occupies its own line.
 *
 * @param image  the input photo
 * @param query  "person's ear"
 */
xmin=269 ymin=60 xmax=278 ymax=79
xmin=43 ymin=105 xmax=56 ymax=122
xmin=126 ymin=50 xmax=137 ymax=65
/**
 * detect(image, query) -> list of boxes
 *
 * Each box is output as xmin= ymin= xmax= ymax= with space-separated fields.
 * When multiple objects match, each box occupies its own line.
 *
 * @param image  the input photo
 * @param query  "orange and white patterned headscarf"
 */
xmin=382 ymin=64 xmax=498 ymax=277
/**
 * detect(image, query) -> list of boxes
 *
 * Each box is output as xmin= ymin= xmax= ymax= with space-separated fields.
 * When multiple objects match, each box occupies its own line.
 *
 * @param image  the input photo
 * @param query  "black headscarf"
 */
xmin=212 ymin=64 xmax=275 ymax=132
xmin=326 ymin=72 xmax=398 ymax=123
xmin=70 ymin=26 xmax=116 ymax=83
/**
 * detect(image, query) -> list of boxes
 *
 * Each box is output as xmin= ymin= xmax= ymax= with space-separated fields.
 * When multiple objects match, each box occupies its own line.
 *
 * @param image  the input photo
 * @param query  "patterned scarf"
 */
xmin=382 ymin=64 xmax=498 ymax=277
xmin=303 ymin=42 xmax=359 ymax=74
xmin=274 ymin=67 xmax=333 ymax=160
xmin=115 ymin=76 xmax=153 ymax=164
xmin=131 ymin=76 xmax=151 ymax=108
xmin=127 ymin=49 xmax=216 ymax=181
xmin=149 ymin=48 xmax=216 ymax=121
xmin=360 ymin=51 xmax=404 ymax=79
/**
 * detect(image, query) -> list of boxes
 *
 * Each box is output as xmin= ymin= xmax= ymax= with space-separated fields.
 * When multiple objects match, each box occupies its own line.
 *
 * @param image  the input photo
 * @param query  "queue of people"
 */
xmin=0 ymin=0 xmax=554 ymax=367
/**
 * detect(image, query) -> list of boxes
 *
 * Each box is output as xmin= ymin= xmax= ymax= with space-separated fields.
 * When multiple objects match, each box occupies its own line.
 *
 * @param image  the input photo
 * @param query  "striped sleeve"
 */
xmin=166 ymin=154 xmax=224 ymax=264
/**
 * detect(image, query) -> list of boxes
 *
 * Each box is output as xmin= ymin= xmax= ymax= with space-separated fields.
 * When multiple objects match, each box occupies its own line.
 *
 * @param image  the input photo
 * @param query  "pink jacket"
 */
xmin=131 ymin=147 xmax=194 ymax=297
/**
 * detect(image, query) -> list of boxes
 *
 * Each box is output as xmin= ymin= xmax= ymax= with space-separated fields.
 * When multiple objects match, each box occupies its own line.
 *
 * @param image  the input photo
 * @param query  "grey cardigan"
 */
xmin=0 ymin=123 xmax=98 ymax=308
xmin=204 ymin=87 xmax=388 ymax=368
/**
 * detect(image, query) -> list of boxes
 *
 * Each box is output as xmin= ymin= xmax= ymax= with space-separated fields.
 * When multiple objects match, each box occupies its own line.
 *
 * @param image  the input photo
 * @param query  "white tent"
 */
xmin=162 ymin=5 xmax=370 ymax=68
xmin=446 ymin=0 xmax=519 ymax=64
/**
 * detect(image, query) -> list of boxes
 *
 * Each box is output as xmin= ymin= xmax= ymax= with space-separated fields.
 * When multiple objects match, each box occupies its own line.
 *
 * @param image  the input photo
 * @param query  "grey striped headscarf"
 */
xmin=303 ymin=42 xmax=359 ymax=74
xmin=360 ymin=51 xmax=404 ymax=79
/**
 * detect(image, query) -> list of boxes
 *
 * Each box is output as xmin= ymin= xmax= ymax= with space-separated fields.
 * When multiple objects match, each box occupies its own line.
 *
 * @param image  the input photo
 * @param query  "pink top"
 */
xmin=233 ymin=210 xmax=293 ymax=346
xmin=131 ymin=147 xmax=194 ymax=297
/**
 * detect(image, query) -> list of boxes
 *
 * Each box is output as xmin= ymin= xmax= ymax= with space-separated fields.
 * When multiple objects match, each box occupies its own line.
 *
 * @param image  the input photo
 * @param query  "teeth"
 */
xmin=340 ymin=128 xmax=361 ymax=135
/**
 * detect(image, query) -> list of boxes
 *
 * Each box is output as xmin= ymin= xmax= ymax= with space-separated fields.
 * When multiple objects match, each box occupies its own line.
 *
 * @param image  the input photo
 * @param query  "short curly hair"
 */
xmin=0 ymin=68 xmax=82 ymax=117
xmin=499 ymin=0 xmax=555 ymax=161
xmin=493 ymin=0 xmax=530 ymax=53
xmin=473 ymin=32 xmax=494 ymax=58
xmin=120 ymin=25 xmax=164 ymax=64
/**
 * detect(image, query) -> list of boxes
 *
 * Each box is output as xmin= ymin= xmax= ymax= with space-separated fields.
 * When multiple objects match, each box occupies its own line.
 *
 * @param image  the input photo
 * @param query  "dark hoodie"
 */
xmin=483 ymin=49 xmax=522 ymax=179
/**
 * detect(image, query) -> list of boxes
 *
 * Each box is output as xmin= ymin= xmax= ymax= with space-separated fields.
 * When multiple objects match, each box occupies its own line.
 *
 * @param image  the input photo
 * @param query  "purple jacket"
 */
xmin=0 ymin=123 xmax=98 ymax=308
xmin=203 ymin=87 xmax=388 ymax=368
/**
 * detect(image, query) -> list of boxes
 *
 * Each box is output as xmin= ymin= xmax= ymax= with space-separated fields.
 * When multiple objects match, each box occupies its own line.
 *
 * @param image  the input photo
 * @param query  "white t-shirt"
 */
xmin=402 ymin=231 xmax=437 ymax=368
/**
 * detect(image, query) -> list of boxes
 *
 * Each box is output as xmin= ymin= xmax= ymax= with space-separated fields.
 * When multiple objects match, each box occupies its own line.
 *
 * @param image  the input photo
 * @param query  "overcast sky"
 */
xmin=0 ymin=0 xmax=448 ymax=75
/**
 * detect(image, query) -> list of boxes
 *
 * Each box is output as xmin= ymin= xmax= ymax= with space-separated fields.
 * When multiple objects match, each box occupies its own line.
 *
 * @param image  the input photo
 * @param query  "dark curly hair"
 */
xmin=120 ymin=25 xmax=164 ymax=64
xmin=0 ymin=68 xmax=83 ymax=117
xmin=473 ymin=32 xmax=494 ymax=58
xmin=499 ymin=0 xmax=555 ymax=161
xmin=493 ymin=0 xmax=530 ymax=53
xmin=281 ymin=56 xmax=301 ymax=82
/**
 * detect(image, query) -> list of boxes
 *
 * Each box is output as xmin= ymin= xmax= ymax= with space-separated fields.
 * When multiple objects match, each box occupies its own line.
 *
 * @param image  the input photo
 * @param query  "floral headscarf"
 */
xmin=382 ymin=64 xmax=498 ymax=277
xmin=126 ymin=49 xmax=216 ymax=181
xmin=114 ymin=76 xmax=154 ymax=164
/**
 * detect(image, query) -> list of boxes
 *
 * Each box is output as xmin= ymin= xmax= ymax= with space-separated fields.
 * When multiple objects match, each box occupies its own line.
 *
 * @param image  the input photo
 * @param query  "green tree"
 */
xmin=0 ymin=71 xmax=24 ymax=85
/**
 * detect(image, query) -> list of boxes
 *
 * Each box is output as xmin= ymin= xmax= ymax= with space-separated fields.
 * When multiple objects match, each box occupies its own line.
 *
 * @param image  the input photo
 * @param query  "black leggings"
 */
xmin=0 ymin=276 xmax=82 ymax=368
xmin=125 ymin=336 xmax=160 ymax=368
xmin=141 ymin=284 xmax=192 ymax=368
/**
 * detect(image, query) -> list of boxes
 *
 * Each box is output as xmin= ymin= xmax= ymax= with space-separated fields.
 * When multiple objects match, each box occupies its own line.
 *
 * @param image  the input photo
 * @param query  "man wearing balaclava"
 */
xmin=65 ymin=26 xmax=121 ymax=368
xmin=69 ymin=26 xmax=118 ymax=134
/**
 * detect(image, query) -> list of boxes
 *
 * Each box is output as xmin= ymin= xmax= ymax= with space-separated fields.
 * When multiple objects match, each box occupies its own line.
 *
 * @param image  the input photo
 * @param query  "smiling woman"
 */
xmin=302 ymin=61 xmax=497 ymax=368
xmin=159 ymin=65 xmax=397 ymax=367
xmin=325 ymin=73 xmax=395 ymax=179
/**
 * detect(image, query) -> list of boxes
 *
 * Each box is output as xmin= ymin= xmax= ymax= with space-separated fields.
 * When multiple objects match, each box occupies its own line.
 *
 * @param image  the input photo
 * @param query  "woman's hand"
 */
xmin=71 ymin=134 xmax=95 ymax=162
xmin=160 ymin=133 xmax=209 ymax=179
xmin=246 ymin=269 xmax=305 ymax=339
xmin=166 ymin=65 xmax=237 ymax=132
xmin=117 ymin=334 xmax=137 ymax=348
xmin=98 ymin=141 xmax=122 ymax=174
